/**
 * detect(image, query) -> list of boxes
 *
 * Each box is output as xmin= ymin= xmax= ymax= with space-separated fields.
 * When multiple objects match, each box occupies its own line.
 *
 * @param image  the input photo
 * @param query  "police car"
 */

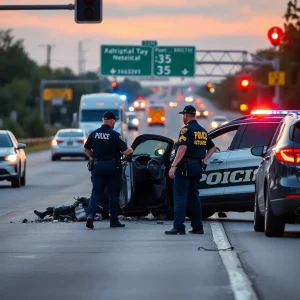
xmin=119 ymin=110 xmax=297 ymax=219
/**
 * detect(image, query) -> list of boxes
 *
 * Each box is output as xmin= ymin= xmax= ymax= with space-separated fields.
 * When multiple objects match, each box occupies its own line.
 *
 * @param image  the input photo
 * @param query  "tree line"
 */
xmin=0 ymin=30 xmax=149 ymax=138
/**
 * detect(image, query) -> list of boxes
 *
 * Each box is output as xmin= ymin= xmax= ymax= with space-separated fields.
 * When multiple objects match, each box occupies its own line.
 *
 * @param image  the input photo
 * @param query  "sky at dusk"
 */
xmin=0 ymin=0 xmax=288 ymax=81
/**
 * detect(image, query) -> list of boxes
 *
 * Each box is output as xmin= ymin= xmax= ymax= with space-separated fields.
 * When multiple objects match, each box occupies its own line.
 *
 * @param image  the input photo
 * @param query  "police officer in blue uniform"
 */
xmin=165 ymin=105 xmax=216 ymax=235
xmin=84 ymin=111 xmax=133 ymax=229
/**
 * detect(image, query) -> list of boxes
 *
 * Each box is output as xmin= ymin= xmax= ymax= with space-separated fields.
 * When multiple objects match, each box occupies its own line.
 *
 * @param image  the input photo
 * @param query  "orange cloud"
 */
xmin=0 ymin=11 xmax=283 ymax=39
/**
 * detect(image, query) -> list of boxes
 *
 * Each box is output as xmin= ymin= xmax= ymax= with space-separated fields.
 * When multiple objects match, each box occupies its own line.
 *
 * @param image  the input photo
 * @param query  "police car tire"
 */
xmin=254 ymin=193 xmax=264 ymax=232
xmin=264 ymin=189 xmax=285 ymax=237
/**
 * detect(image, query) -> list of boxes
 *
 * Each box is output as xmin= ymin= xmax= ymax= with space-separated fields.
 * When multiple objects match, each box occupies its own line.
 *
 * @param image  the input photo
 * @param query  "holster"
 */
xmin=87 ymin=160 xmax=94 ymax=171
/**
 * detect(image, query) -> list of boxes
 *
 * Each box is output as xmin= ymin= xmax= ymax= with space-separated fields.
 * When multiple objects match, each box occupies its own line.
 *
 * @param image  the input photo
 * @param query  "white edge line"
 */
xmin=209 ymin=221 xmax=259 ymax=300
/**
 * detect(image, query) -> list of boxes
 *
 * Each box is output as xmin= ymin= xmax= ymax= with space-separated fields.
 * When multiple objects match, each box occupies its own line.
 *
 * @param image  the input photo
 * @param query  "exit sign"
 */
xmin=142 ymin=40 xmax=157 ymax=47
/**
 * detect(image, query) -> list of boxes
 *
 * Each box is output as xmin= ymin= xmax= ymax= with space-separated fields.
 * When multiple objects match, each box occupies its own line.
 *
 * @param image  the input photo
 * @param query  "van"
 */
xmin=79 ymin=93 xmax=128 ymax=139
xmin=147 ymin=104 xmax=165 ymax=126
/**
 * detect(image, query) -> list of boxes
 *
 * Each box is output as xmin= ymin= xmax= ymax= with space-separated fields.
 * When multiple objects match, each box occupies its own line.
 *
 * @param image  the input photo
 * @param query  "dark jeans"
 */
xmin=173 ymin=169 xmax=203 ymax=231
xmin=88 ymin=162 xmax=121 ymax=224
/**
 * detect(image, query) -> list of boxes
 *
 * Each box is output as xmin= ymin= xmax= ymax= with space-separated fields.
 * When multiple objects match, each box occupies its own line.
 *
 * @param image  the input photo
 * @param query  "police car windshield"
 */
xmin=57 ymin=131 xmax=84 ymax=138
xmin=0 ymin=134 xmax=13 ymax=148
xmin=81 ymin=109 xmax=119 ymax=122
xmin=134 ymin=140 xmax=168 ymax=156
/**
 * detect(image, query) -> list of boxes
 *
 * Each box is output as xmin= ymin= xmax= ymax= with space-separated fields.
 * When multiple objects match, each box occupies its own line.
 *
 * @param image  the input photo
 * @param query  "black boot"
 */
xmin=34 ymin=210 xmax=49 ymax=219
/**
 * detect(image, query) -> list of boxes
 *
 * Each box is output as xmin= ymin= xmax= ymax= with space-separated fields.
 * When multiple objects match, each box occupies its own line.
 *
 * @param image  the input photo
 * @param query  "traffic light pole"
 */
xmin=273 ymin=57 xmax=280 ymax=107
xmin=0 ymin=4 xmax=74 ymax=10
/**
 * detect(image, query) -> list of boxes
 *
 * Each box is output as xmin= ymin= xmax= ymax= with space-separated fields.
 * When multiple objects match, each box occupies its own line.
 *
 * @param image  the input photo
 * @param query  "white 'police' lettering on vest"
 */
xmin=95 ymin=133 xmax=110 ymax=140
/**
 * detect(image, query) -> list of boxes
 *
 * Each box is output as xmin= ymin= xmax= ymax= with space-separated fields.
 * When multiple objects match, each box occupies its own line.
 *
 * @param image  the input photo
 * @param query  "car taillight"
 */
xmin=275 ymin=148 xmax=300 ymax=164
xmin=51 ymin=139 xmax=63 ymax=146
xmin=77 ymin=140 xmax=86 ymax=144
xmin=161 ymin=116 xmax=165 ymax=121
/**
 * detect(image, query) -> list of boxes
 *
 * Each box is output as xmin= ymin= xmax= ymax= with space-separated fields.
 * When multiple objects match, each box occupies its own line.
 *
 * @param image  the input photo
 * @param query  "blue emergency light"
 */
xmin=120 ymin=95 xmax=127 ymax=101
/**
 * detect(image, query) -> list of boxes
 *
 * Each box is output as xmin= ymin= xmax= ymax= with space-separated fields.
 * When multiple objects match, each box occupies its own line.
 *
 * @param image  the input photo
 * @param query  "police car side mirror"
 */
xmin=251 ymin=145 xmax=265 ymax=157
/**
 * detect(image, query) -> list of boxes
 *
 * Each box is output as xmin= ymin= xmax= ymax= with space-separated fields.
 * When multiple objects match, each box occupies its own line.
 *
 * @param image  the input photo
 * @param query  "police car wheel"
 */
xmin=11 ymin=170 xmax=21 ymax=188
xmin=21 ymin=167 xmax=26 ymax=186
xmin=264 ymin=189 xmax=285 ymax=237
xmin=254 ymin=193 xmax=264 ymax=232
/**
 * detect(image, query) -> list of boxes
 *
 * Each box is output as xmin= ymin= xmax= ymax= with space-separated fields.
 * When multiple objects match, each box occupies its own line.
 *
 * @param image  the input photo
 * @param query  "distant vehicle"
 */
xmin=196 ymin=110 xmax=209 ymax=119
xmin=79 ymin=93 xmax=128 ymax=139
xmin=185 ymin=96 xmax=194 ymax=102
xmin=251 ymin=112 xmax=300 ymax=237
xmin=147 ymin=104 xmax=165 ymax=126
xmin=133 ymin=98 xmax=147 ymax=111
xmin=51 ymin=128 xmax=89 ymax=161
xmin=0 ymin=130 xmax=26 ymax=188
xmin=168 ymin=101 xmax=178 ymax=108
xmin=126 ymin=112 xmax=139 ymax=131
xmin=210 ymin=116 xmax=229 ymax=129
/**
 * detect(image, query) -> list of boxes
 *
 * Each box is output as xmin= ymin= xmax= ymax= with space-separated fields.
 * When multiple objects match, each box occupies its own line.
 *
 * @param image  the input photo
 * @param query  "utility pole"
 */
xmin=40 ymin=44 xmax=55 ymax=70
xmin=78 ymin=41 xmax=85 ymax=75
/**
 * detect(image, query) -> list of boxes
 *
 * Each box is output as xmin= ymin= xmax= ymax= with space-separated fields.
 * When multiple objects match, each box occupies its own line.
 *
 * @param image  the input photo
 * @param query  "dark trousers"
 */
xmin=173 ymin=169 xmax=203 ymax=231
xmin=88 ymin=162 xmax=121 ymax=224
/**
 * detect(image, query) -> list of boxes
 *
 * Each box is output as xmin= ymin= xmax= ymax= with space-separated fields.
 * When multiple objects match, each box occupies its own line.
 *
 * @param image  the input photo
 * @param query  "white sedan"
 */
xmin=0 ymin=130 xmax=26 ymax=187
xmin=51 ymin=128 xmax=89 ymax=161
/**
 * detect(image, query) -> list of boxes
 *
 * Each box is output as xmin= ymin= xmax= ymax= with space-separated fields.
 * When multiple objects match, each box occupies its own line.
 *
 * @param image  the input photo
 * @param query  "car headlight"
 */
xmin=129 ymin=106 xmax=134 ymax=112
xmin=134 ymin=101 xmax=139 ymax=107
xmin=169 ymin=102 xmax=174 ymax=107
xmin=132 ymin=118 xmax=139 ymax=125
xmin=5 ymin=154 xmax=17 ymax=163
xmin=204 ymin=111 xmax=209 ymax=116
xmin=196 ymin=111 xmax=200 ymax=117
xmin=141 ymin=102 xmax=145 ymax=107
xmin=211 ymin=121 xmax=218 ymax=128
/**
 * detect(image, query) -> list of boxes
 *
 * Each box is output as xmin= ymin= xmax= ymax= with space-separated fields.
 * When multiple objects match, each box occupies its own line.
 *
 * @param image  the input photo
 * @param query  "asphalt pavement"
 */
xmin=1 ymin=89 xmax=299 ymax=300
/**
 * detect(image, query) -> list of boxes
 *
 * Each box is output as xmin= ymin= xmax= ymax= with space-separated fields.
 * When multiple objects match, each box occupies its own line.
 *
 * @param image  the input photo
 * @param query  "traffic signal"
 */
xmin=205 ymin=82 xmax=213 ymax=92
xmin=267 ymin=26 xmax=284 ymax=47
xmin=239 ymin=76 xmax=250 ymax=92
xmin=75 ymin=0 xmax=103 ymax=24
xmin=111 ymin=81 xmax=118 ymax=92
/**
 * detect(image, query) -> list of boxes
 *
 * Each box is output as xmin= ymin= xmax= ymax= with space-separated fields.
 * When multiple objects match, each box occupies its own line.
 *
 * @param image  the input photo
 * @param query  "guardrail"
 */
xmin=19 ymin=137 xmax=53 ymax=146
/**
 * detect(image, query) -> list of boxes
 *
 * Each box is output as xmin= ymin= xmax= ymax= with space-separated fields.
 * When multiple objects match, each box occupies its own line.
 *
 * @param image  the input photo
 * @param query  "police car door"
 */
xmin=200 ymin=125 xmax=241 ymax=197
xmin=224 ymin=122 xmax=280 ymax=198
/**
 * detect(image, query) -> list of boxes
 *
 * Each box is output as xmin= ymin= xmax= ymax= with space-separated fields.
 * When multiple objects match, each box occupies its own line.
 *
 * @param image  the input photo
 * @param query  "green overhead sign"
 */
xmin=101 ymin=45 xmax=195 ymax=77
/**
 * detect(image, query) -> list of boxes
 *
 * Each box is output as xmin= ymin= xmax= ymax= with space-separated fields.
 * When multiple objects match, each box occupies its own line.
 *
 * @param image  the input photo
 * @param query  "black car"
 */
xmin=118 ymin=111 xmax=296 ymax=220
xmin=251 ymin=112 xmax=300 ymax=237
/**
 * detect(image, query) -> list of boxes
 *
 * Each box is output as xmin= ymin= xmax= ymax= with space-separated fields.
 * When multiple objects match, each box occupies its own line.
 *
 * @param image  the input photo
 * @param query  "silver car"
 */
xmin=0 ymin=130 xmax=26 ymax=188
xmin=51 ymin=128 xmax=89 ymax=161
xmin=126 ymin=112 xmax=139 ymax=130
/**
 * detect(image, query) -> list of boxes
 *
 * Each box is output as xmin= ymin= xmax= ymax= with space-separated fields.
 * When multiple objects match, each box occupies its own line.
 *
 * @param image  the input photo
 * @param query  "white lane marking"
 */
xmin=14 ymin=255 xmax=37 ymax=259
xmin=209 ymin=221 xmax=258 ymax=300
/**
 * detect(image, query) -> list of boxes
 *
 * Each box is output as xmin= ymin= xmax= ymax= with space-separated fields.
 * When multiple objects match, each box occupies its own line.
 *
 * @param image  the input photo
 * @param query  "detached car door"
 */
xmin=120 ymin=134 xmax=174 ymax=210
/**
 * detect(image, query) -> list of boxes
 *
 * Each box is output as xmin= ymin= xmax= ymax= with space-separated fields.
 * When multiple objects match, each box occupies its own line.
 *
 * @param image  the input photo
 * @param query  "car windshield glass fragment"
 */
xmin=58 ymin=131 xmax=84 ymax=138
xmin=134 ymin=140 xmax=168 ymax=156
xmin=80 ymin=109 xmax=119 ymax=122
xmin=0 ymin=134 xmax=13 ymax=147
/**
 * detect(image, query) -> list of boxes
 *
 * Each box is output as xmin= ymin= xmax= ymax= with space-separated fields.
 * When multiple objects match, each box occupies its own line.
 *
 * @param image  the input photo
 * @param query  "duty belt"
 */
xmin=93 ymin=158 xmax=115 ymax=164
xmin=185 ymin=157 xmax=202 ymax=162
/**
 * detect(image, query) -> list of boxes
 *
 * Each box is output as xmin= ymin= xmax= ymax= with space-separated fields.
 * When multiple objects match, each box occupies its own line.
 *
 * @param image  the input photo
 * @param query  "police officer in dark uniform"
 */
xmin=84 ymin=111 xmax=133 ymax=229
xmin=165 ymin=105 xmax=216 ymax=235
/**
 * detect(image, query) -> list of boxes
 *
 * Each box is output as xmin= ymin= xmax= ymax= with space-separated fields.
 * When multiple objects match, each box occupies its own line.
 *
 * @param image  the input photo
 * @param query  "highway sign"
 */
xmin=101 ymin=45 xmax=152 ymax=76
xmin=268 ymin=71 xmax=285 ymax=86
xmin=153 ymin=46 xmax=195 ymax=77
xmin=142 ymin=40 xmax=157 ymax=47
xmin=43 ymin=88 xmax=72 ymax=101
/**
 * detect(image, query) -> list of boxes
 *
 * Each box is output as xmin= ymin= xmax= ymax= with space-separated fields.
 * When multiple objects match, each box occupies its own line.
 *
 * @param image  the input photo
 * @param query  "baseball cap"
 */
xmin=179 ymin=105 xmax=196 ymax=114
xmin=103 ymin=111 xmax=117 ymax=121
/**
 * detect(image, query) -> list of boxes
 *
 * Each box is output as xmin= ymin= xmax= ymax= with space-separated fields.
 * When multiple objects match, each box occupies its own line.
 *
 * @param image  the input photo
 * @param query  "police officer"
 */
xmin=165 ymin=105 xmax=216 ymax=235
xmin=84 ymin=110 xmax=133 ymax=229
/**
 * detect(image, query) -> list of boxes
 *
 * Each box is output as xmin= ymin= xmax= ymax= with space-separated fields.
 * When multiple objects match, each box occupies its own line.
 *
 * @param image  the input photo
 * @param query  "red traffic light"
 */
xmin=239 ymin=77 xmax=250 ymax=91
xmin=111 ymin=81 xmax=118 ymax=88
xmin=267 ymin=26 xmax=284 ymax=47
xmin=206 ymin=82 xmax=213 ymax=89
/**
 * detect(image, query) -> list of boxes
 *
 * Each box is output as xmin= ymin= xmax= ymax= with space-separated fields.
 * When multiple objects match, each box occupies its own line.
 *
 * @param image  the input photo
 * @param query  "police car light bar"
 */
xmin=250 ymin=110 xmax=300 ymax=115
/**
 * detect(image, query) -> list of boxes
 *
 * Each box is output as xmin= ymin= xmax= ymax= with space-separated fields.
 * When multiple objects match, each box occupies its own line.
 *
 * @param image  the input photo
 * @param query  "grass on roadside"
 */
xmin=25 ymin=144 xmax=51 ymax=154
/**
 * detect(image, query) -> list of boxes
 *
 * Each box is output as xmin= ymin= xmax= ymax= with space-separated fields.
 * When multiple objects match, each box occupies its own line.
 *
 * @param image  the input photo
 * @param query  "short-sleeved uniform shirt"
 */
xmin=175 ymin=120 xmax=215 ymax=159
xmin=84 ymin=125 xmax=128 ymax=160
